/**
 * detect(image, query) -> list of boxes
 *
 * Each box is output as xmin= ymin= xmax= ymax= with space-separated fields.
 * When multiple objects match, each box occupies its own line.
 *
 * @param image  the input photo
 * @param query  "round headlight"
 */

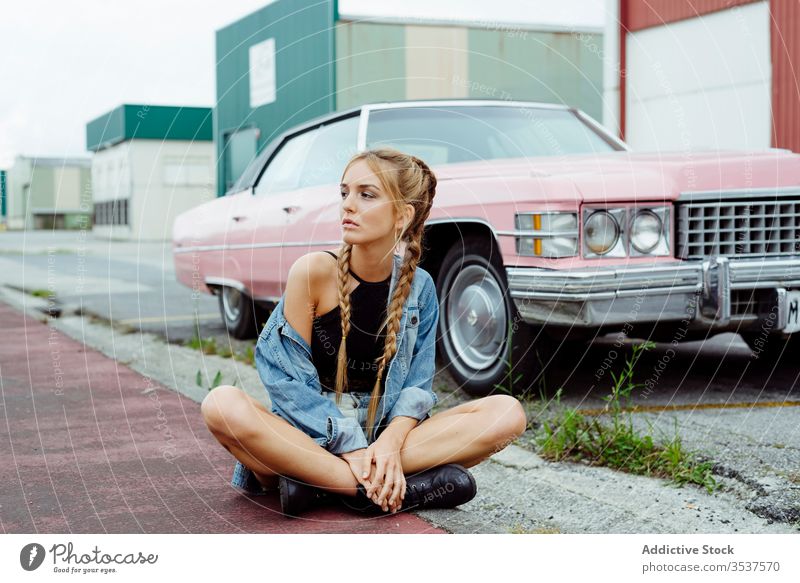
xmin=630 ymin=210 xmax=662 ymax=253
xmin=584 ymin=211 xmax=620 ymax=255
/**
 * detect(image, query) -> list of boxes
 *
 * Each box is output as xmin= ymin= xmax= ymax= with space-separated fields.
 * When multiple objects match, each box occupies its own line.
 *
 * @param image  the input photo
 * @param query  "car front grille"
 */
xmin=676 ymin=197 xmax=800 ymax=259
xmin=730 ymin=289 xmax=772 ymax=317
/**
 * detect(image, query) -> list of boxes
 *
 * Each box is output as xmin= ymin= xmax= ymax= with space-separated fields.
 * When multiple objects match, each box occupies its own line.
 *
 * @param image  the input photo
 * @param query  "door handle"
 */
xmin=232 ymin=215 xmax=247 ymax=222
xmin=282 ymin=205 xmax=300 ymax=215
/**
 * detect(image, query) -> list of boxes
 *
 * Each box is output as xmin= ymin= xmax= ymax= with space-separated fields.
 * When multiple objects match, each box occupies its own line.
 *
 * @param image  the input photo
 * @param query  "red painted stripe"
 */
xmin=0 ymin=302 xmax=446 ymax=534
xmin=624 ymin=0 xmax=761 ymax=32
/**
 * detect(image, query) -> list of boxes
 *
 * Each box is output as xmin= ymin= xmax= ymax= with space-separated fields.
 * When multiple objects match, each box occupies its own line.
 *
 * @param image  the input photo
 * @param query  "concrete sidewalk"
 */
xmin=0 ymin=301 xmax=444 ymax=534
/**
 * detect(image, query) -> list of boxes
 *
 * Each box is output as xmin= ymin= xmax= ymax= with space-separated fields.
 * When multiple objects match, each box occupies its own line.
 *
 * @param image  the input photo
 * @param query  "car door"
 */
xmin=245 ymin=116 xmax=360 ymax=299
xmin=227 ymin=128 xmax=319 ymax=299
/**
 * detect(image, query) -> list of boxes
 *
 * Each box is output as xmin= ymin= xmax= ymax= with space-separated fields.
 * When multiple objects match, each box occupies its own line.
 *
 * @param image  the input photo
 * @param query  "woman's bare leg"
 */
xmin=201 ymin=385 xmax=360 ymax=496
xmin=398 ymin=395 xmax=527 ymax=474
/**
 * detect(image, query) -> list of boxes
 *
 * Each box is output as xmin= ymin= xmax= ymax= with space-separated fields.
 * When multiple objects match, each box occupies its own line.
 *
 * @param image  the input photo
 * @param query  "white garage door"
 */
xmin=625 ymin=1 xmax=771 ymax=152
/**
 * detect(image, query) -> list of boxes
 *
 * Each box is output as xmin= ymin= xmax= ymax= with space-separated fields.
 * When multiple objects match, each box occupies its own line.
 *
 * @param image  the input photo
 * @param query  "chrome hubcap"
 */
xmin=447 ymin=264 xmax=507 ymax=370
xmin=222 ymin=287 xmax=243 ymax=322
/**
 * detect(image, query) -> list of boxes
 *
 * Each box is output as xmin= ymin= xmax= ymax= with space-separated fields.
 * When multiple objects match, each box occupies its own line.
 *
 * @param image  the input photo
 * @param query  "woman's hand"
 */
xmin=340 ymin=448 xmax=372 ymax=490
xmin=360 ymin=434 xmax=406 ymax=513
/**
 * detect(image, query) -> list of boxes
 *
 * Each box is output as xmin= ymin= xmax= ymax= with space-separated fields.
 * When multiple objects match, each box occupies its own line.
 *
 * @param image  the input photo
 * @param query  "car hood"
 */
xmin=433 ymin=150 xmax=800 ymax=202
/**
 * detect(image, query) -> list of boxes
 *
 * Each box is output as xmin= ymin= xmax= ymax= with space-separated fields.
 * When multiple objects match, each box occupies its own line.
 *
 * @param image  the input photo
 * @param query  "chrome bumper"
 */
xmin=506 ymin=257 xmax=800 ymax=329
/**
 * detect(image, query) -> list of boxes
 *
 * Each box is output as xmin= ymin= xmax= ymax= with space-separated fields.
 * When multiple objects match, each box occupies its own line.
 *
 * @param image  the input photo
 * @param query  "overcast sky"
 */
xmin=0 ymin=0 xmax=605 ymax=167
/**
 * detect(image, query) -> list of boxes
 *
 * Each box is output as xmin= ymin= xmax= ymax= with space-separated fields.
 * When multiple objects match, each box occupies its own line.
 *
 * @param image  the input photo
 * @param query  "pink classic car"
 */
xmin=173 ymin=99 xmax=800 ymax=396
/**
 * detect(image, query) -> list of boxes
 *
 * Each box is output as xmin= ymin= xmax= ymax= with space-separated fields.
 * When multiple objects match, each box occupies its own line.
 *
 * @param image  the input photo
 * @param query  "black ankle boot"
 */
xmin=402 ymin=464 xmax=477 ymax=510
xmin=341 ymin=464 xmax=477 ymax=514
xmin=278 ymin=476 xmax=331 ymax=517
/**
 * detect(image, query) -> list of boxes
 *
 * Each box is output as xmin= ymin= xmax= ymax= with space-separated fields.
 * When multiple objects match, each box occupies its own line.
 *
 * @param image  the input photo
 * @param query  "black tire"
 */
xmin=435 ymin=235 xmax=555 ymax=397
xmin=218 ymin=286 xmax=261 ymax=339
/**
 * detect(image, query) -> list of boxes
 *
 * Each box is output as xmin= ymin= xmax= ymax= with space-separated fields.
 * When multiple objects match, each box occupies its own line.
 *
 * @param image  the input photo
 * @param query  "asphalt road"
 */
xmin=0 ymin=230 xmax=223 ymax=343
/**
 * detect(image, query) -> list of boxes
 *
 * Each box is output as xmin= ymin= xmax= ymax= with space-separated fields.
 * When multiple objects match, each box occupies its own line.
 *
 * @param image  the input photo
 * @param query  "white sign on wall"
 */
xmin=249 ymin=38 xmax=276 ymax=108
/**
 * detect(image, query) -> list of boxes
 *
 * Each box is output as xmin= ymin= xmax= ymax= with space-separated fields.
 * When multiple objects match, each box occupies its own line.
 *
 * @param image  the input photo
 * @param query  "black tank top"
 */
xmin=310 ymin=250 xmax=390 ymax=394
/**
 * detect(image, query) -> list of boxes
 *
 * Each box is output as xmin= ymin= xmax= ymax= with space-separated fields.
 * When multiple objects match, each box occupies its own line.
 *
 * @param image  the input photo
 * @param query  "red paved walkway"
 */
xmin=0 ymin=302 xmax=444 ymax=534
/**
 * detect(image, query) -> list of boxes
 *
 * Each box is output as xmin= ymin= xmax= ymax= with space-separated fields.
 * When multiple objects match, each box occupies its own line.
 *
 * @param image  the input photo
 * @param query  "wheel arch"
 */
xmin=420 ymin=219 xmax=504 ymax=284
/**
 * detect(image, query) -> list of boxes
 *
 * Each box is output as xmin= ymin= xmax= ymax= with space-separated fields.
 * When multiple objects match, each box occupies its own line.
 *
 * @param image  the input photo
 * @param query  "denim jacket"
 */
xmin=231 ymin=253 xmax=440 ymax=494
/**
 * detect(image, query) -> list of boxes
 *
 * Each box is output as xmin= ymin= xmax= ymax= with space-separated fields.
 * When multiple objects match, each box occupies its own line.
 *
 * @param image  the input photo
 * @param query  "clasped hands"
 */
xmin=340 ymin=433 xmax=406 ymax=514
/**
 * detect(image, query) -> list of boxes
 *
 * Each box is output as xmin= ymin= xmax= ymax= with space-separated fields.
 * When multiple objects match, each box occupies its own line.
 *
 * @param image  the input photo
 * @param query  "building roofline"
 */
xmin=86 ymin=104 xmax=214 ymax=152
xmin=16 ymin=156 xmax=92 ymax=168
xmin=336 ymin=13 xmax=602 ymax=34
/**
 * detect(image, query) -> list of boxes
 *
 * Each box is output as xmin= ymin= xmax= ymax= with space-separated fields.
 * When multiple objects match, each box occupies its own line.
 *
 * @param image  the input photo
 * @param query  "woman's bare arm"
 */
xmin=282 ymin=253 xmax=324 ymax=346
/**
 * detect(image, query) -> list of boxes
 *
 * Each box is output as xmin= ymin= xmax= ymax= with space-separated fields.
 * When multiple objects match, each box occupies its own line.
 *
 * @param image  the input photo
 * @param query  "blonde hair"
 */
xmin=333 ymin=148 xmax=437 ymax=437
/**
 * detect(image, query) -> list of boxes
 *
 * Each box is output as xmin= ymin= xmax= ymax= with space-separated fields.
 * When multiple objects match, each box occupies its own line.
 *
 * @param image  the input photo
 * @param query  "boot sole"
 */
xmin=278 ymin=477 xmax=298 ymax=518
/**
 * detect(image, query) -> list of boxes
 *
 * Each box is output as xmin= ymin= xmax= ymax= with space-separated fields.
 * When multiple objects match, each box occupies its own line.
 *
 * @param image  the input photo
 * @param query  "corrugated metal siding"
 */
xmin=86 ymin=105 xmax=212 ymax=152
xmin=0 ymin=170 xmax=6 ymax=217
xmin=335 ymin=21 xmax=406 ymax=110
xmin=215 ymin=0 xmax=337 ymax=195
xmin=121 ymin=106 xmax=213 ymax=144
xmin=770 ymin=0 xmax=800 ymax=153
xmin=624 ymin=0 xmax=761 ymax=31
xmin=468 ymin=29 xmax=604 ymax=121
xmin=405 ymin=25 xmax=468 ymax=99
xmin=85 ymin=106 xmax=126 ymax=152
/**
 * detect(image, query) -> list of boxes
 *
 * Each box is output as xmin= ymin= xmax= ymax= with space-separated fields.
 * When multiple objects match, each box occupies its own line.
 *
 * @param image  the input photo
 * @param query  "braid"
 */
xmin=364 ymin=235 xmax=423 ymax=437
xmin=333 ymin=242 xmax=354 ymax=402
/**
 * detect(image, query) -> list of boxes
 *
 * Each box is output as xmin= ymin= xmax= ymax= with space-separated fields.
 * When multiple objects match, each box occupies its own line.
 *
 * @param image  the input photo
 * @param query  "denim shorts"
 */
xmin=322 ymin=390 xmax=377 ymax=442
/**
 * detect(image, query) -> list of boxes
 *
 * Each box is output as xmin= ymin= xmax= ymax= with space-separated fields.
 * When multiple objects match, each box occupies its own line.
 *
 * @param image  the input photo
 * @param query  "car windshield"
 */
xmin=366 ymin=105 xmax=620 ymax=166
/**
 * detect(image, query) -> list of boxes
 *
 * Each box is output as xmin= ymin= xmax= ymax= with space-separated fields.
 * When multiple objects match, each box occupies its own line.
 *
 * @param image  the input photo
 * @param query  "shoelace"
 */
xmin=406 ymin=481 xmax=429 ymax=506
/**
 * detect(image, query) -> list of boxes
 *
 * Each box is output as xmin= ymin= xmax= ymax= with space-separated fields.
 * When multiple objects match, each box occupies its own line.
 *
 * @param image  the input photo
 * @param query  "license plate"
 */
xmin=786 ymin=291 xmax=800 ymax=334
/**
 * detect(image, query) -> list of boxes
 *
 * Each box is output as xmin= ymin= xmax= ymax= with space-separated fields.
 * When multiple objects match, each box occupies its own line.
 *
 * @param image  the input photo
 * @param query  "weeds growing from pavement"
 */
xmin=493 ymin=321 xmax=524 ymax=396
xmin=186 ymin=334 xmax=218 ymax=355
xmin=493 ymin=321 xmax=555 ymax=405
xmin=185 ymin=332 xmax=255 ymax=366
xmin=235 ymin=344 xmax=255 ymax=366
xmin=196 ymin=369 xmax=230 ymax=391
xmin=535 ymin=341 xmax=718 ymax=493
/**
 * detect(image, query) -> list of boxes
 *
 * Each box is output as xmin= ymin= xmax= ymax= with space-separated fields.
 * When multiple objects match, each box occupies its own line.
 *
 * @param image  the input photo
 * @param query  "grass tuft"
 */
xmin=185 ymin=334 xmax=218 ymax=355
xmin=184 ymin=332 xmax=256 ymax=367
xmin=196 ymin=370 xmax=232 ymax=391
xmin=535 ymin=341 xmax=718 ymax=493
xmin=233 ymin=344 xmax=255 ymax=366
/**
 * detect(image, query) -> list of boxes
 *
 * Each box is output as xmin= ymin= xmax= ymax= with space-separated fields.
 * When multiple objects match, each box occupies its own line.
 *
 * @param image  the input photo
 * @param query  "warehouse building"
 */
xmin=603 ymin=0 xmax=800 ymax=153
xmin=5 ymin=156 xmax=92 ymax=230
xmin=86 ymin=104 xmax=216 ymax=240
xmin=214 ymin=0 xmax=605 ymax=195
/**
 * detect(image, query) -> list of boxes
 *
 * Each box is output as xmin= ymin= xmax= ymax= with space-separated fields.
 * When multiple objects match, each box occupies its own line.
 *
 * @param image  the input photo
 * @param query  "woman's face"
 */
xmin=339 ymin=159 xmax=408 ymax=246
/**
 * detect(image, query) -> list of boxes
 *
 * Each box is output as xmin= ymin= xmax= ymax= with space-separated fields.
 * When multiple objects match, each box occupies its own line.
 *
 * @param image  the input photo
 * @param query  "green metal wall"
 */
xmin=0 ymin=170 xmax=6 ymax=217
xmin=214 ymin=0 xmax=338 ymax=195
xmin=335 ymin=22 xmax=406 ymax=111
xmin=467 ymin=30 xmax=604 ymax=121
xmin=87 ymin=105 xmax=213 ymax=152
